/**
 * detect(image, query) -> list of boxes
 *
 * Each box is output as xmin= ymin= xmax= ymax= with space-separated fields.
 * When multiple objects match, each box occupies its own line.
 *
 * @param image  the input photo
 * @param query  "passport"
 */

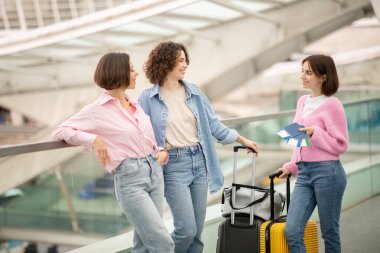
xmin=276 ymin=123 xmax=310 ymax=147
xmin=283 ymin=123 xmax=308 ymax=140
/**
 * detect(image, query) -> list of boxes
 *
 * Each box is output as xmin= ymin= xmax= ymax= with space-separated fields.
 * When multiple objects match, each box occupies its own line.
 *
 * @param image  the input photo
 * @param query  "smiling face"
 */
xmin=127 ymin=61 xmax=139 ymax=89
xmin=301 ymin=60 xmax=325 ymax=97
xmin=167 ymin=50 xmax=188 ymax=81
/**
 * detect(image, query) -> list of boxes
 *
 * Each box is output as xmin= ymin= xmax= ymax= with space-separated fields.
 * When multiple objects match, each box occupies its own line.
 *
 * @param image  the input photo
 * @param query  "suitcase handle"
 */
xmin=268 ymin=172 xmax=291 ymax=220
xmin=268 ymin=171 xmax=283 ymax=179
xmin=231 ymin=146 xmax=256 ymax=225
xmin=233 ymin=145 xmax=256 ymax=153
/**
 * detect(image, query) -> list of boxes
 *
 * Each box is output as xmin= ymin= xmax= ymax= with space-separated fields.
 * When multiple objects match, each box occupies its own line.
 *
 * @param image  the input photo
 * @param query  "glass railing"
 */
xmin=0 ymin=151 xmax=129 ymax=233
xmin=0 ymin=98 xmax=379 ymax=252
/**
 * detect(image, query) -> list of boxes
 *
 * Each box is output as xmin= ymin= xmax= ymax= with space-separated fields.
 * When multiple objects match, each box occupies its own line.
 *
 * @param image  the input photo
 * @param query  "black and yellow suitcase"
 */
xmin=259 ymin=172 xmax=318 ymax=253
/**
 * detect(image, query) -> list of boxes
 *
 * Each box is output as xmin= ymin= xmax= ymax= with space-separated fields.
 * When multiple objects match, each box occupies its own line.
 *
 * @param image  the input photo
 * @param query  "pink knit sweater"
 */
xmin=283 ymin=95 xmax=349 ymax=176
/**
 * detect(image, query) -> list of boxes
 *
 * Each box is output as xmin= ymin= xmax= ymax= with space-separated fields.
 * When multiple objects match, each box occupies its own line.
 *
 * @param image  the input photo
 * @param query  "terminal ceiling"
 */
xmin=0 ymin=0 xmax=378 ymax=125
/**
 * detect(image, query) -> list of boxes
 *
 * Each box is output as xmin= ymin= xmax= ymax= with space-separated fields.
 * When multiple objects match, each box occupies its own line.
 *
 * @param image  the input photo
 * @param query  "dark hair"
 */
xmin=24 ymin=243 xmax=38 ymax=253
xmin=302 ymin=55 xmax=339 ymax=96
xmin=144 ymin=41 xmax=189 ymax=85
xmin=94 ymin=52 xmax=131 ymax=90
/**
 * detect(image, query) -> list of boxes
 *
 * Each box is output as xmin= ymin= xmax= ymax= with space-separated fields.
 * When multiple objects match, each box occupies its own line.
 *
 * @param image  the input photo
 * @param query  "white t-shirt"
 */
xmin=297 ymin=95 xmax=328 ymax=161
xmin=303 ymin=95 xmax=328 ymax=119
xmin=160 ymin=85 xmax=199 ymax=149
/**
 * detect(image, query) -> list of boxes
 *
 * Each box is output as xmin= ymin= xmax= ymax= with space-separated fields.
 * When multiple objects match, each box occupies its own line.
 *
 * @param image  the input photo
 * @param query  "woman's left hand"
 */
xmin=299 ymin=127 xmax=314 ymax=137
xmin=237 ymin=136 xmax=259 ymax=156
xmin=154 ymin=150 xmax=168 ymax=165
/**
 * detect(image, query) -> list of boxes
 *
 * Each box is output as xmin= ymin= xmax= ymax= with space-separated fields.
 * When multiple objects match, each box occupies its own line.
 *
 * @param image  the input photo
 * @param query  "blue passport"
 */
xmin=283 ymin=123 xmax=308 ymax=140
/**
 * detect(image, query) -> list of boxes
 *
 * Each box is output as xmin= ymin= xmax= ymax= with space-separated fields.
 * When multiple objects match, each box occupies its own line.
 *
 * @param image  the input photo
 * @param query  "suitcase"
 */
xmin=216 ymin=146 xmax=262 ymax=253
xmin=259 ymin=171 xmax=318 ymax=253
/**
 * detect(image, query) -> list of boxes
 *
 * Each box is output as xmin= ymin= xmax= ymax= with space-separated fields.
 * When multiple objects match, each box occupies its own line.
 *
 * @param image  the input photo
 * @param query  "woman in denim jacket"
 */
xmin=53 ymin=52 xmax=174 ymax=253
xmin=139 ymin=41 xmax=259 ymax=253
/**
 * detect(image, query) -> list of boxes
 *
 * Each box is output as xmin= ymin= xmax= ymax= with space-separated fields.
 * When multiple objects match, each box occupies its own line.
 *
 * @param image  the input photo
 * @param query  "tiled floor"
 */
xmin=318 ymin=194 xmax=380 ymax=253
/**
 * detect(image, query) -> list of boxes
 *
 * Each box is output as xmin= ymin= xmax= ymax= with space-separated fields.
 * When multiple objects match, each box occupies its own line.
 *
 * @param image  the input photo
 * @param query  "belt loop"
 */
xmin=137 ymin=159 xmax=140 ymax=168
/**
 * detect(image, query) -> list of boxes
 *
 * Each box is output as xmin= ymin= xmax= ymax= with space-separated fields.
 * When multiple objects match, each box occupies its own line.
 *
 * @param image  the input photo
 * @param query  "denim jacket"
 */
xmin=138 ymin=80 xmax=239 ymax=193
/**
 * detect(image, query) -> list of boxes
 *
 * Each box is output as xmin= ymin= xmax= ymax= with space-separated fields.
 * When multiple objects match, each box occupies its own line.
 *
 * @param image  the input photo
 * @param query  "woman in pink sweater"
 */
xmin=277 ymin=55 xmax=348 ymax=253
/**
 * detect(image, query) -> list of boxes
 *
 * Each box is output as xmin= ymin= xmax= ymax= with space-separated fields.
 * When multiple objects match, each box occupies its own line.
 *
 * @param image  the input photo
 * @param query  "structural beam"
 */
xmin=211 ymin=0 xmax=280 ymax=25
xmin=202 ymin=1 xmax=373 ymax=101
xmin=0 ymin=0 xmax=199 ymax=56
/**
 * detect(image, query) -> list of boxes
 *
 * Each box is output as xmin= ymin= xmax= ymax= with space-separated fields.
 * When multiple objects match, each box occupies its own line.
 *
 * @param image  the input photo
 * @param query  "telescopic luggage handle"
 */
xmin=231 ymin=146 xmax=257 ymax=225
xmin=268 ymin=171 xmax=291 ymax=220
xmin=233 ymin=146 xmax=256 ymax=153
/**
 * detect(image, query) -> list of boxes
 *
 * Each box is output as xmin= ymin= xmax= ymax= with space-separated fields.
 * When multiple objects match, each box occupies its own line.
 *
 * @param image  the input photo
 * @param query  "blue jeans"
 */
xmin=164 ymin=144 xmax=208 ymax=253
xmin=114 ymin=154 xmax=174 ymax=253
xmin=285 ymin=160 xmax=347 ymax=253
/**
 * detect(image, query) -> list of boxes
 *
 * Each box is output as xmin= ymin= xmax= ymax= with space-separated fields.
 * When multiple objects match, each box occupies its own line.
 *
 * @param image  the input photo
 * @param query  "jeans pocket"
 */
xmin=117 ymin=162 xmax=140 ymax=178
xmin=152 ymin=159 xmax=163 ymax=174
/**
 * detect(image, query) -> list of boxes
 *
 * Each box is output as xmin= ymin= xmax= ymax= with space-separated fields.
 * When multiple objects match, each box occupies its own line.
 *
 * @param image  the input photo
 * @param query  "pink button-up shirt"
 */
xmin=52 ymin=91 xmax=162 ymax=173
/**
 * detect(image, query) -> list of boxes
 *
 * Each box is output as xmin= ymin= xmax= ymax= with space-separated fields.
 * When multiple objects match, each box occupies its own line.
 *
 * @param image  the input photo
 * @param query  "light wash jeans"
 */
xmin=164 ymin=144 xmax=208 ymax=253
xmin=285 ymin=160 xmax=347 ymax=253
xmin=113 ymin=154 xmax=174 ymax=253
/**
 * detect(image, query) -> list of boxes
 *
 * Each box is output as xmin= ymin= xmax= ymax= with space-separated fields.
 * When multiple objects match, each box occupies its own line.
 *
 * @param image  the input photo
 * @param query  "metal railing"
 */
xmin=0 ymin=140 xmax=72 ymax=157
xmin=1 ymin=97 xmax=378 ymax=158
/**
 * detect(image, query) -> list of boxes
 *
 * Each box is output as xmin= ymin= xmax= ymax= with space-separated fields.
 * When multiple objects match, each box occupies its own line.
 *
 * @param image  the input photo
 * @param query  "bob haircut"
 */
xmin=144 ymin=41 xmax=189 ymax=85
xmin=302 ymin=55 xmax=339 ymax=96
xmin=94 ymin=52 xmax=131 ymax=90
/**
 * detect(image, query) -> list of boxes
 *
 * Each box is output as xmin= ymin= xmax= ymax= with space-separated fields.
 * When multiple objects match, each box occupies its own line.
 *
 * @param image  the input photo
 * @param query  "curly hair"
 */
xmin=144 ymin=41 xmax=189 ymax=85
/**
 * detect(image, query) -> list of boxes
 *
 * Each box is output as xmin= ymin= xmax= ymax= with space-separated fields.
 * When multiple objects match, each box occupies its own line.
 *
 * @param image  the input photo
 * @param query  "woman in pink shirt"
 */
xmin=277 ymin=55 xmax=348 ymax=253
xmin=52 ymin=52 xmax=174 ymax=253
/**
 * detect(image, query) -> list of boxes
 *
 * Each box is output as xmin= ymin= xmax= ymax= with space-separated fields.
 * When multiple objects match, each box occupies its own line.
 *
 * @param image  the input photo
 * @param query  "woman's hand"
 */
xmin=154 ymin=150 xmax=168 ymax=165
xmin=276 ymin=167 xmax=291 ymax=179
xmin=236 ymin=136 xmax=259 ymax=156
xmin=299 ymin=127 xmax=314 ymax=137
xmin=93 ymin=137 xmax=111 ymax=167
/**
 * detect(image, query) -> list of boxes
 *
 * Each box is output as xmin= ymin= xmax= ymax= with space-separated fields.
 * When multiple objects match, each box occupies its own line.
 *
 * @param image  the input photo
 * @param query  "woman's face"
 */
xmin=127 ymin=61 xmax=139 ymax=89
xmin=301 ymin=61 xmax=324 ymax=94
xmin=168 ymin=50 xmax=188 ymax=80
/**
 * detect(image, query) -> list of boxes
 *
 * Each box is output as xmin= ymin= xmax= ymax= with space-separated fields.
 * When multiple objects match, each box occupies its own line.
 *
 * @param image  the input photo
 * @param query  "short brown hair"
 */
xmin=94 ymin=52 xmax=131 ymax=90
xmin=144 ymin=41 xmax=189 ymax=85
xmin=302 ymin=55 xmax=339 ymax=96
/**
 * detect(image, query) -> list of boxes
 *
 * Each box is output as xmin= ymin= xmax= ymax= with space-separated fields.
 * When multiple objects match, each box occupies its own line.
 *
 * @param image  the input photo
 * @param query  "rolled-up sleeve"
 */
xmin=51 ymin=105 xmax=97 ymax=150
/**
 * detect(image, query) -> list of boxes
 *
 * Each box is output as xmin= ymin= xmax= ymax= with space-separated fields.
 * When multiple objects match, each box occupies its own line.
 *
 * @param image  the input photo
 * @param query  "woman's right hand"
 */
xmin=154 ymin=149 xmax=168 ymax=165
xmin=93 ymin=137 xmax=111 ymax=167
xmin=276 ymin=167 xmax=291 ymax=179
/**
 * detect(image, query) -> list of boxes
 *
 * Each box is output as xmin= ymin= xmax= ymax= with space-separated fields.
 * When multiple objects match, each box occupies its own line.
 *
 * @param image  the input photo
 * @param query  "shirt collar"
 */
xmin=149 ymin=79 xmax=200 ymax=99
xmin=98 ymin=90 xmax=136 ymax=106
